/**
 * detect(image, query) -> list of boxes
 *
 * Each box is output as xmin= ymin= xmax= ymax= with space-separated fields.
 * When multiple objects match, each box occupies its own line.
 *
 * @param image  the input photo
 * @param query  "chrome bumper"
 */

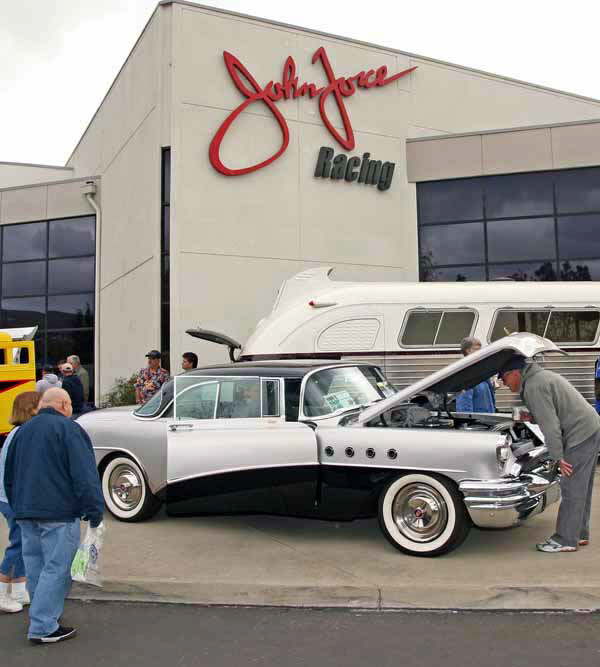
xmin=459 ymin=473 xmax=561 ymax=529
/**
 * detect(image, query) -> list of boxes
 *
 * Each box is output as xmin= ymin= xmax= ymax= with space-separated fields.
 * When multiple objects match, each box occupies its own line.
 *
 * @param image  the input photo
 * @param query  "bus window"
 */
xmin=400 ymin=310 xmax=476 ymax=347
xmin=0 ymin=350 xmax=5 ymax=365
xmin=491 ymin=310 xmax=549 ymax=342
xmin=490 ymin=309 xmax=600 ymax=344
xmin=11 ymin=347 xmax=29 ymax=364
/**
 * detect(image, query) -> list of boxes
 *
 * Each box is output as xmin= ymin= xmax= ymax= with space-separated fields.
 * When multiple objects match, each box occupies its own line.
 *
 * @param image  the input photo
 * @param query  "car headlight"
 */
xmin=496 ymin=435 xmax=511 ymax=466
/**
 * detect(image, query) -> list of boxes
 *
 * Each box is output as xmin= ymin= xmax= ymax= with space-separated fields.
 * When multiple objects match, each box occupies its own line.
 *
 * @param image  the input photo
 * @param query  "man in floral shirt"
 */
xmin=135 ymin=350 xmax=170 ymax=405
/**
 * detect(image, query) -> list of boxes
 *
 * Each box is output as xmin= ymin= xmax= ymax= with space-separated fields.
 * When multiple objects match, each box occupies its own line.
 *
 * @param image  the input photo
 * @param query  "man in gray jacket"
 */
xmin=499 ymin=355 xmax=600 ymax=553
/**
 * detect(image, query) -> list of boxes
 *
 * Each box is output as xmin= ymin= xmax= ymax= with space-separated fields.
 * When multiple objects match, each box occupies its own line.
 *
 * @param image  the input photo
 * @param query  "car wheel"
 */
xmin=378 ymin=473 xmax=471 ymax=557
xmin=101 ymin=455 xmax=162 ymax=522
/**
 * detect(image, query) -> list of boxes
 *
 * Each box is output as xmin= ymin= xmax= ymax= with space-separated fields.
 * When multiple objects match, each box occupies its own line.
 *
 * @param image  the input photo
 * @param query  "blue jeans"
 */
xmin=18 ymin=519 xmax=80 ymax=638
xmin=0 ymin=500 xmax=25 ymax=579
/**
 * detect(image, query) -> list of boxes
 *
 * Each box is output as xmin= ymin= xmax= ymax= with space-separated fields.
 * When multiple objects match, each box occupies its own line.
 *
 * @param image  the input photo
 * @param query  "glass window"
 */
xmin=545 ymin=311 xmax=599 ymax=344
xmin=217 ymin=378 xmax=261 ymax=419
xmin=487 ymin=218 xmax=555 ymax=262
xmin=3 ymin=222 xmax=46 ymax=261
xmin=47 ymin=330 xmax=93 ymax=365
xmin=48 ymin=257 xmax=94 ymax=294
xmin=420 ymin=222 xmax=485 ymax=266
xmin=418 ymin=179 xmax=484 ymax=223
xmin=2 ymin=261 xmax=46 ymax=297
xmin=488 ymin=261 xmax=558 ymax=281
xmin=436 ymin=311 xmax=476 ymax=345
xmin=559 ymin=259 xmax=599 ymax=280
xmin=490 ymin=310 xmax=549 ymax=341
xmin=175 ymin=381 xmax=218 ymax=420
xmin=284 ymin=378 xmax=302 ymax=422
xmin=1 ymin=297 xmax=45 ymax=328
xmin=401 ymin=311 xmax=441 ymax=346
xmin=420 ymin=264 xmax=486 ymax=282
xmin=556 ymin=167 xmax=600 ymax=214
xmin=135 ymin=386 xmax=168 ymax=417
xmin=47 ymin=294 xmax=94 ymax=329
xmin=49 ymin=216 xmax=95 ymax=258
xmin=485 ymin=173 xmax=554 ymax=219
xmin=262 ymin=379 xmax=280 ymax=417
xmin=557 ymin=215 xmax=600 ymax=259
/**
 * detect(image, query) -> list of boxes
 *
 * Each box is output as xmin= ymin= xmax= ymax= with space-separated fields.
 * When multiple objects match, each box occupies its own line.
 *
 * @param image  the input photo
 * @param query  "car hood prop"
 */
xmin=185 ymin=327 xmax=242 ymax=362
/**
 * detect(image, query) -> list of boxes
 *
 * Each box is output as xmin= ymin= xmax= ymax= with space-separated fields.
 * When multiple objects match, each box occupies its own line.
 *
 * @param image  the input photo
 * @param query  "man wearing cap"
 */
xmin=500 ymin=354 xmax=600 ymax=553
xmin=135 ymin=350 xmax=170 ymax=405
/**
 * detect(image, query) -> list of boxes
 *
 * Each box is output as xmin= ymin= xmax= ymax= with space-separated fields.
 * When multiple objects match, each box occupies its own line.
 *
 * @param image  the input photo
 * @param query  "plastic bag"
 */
xmin=71 ymin=521 xmax=105 ymax=587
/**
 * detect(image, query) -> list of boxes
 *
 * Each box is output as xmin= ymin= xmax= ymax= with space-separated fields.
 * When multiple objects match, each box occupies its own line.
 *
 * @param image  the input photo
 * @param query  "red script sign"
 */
xmin=209 ymin=48 xmax=417 ymax=176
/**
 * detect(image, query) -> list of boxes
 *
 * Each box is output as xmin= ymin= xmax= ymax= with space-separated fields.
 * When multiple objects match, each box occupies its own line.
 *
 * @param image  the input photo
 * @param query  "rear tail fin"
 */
xmin=272 ymin=267 xmax=336 ymax=312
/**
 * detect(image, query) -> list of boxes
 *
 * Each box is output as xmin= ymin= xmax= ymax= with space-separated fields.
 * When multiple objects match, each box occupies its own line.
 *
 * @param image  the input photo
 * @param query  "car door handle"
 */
xmin=168 ymin=423 xmax=194 ymax=432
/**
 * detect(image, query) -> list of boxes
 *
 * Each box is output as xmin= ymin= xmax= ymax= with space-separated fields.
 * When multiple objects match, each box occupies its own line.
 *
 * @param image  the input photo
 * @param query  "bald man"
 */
xmin=4 ymin=387 xmax=103 ymax=644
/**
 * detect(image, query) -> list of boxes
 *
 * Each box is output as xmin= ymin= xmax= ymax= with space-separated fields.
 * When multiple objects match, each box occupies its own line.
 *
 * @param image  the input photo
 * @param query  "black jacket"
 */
xmin=4 ymin=407 xmax=103 ymax=526
xmin=62 ymin=375 xmax=84 ymax=413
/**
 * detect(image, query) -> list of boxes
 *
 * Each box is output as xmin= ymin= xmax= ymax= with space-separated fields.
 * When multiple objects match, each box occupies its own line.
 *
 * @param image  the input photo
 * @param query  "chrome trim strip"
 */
xmin=319 ymin=461 xmax=467 ymax=474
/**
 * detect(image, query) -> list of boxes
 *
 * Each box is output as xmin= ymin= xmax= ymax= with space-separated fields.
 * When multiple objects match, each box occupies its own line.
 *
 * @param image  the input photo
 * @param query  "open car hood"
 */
xmin=358 ymin=333 xmax=566 ymax=425
xmin=186 ymin=327 xmax=242 ymax=362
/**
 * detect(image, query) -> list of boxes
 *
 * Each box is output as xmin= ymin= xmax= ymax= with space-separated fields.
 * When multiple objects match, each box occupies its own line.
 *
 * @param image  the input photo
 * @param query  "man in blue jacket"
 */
xmin=4 ymin=387 xmax=103 ymax=644
xmin=455 ymin=337 xmax=496 ymax=413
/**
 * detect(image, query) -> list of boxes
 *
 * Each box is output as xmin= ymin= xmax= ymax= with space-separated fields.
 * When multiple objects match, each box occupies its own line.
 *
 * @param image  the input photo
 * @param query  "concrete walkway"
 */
xmin=3 ymin=473 xmax=600 ymax=610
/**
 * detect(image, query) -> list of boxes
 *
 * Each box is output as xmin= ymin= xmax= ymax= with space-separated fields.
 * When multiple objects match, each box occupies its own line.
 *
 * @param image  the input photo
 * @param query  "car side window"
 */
xmin=262 ymin=379 xmax=280 ymax=417
xmin=217 ymin=378 xmax=261 ymax=419
xmin=284 ymin=379 xmax=301 ymax=421
xmin=175 ymin=381 xmax=218 ymax=420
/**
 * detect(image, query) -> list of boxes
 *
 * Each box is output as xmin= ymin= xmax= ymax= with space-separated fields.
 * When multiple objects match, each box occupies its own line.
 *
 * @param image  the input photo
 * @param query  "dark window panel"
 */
xmin=47 ymin=330 xmax=93 ymax=365
xmin=556 ymin=167 xmax=600 ymax=214
xmin=1 ymin=297 xmax=46 ymax=328
xmin=48 ymin=256 xmax=94 ymax=294
xmin=401 ymin=312 xmax=441 ymax=346
xmin=420 ymin=222 xmax=485 ymax=266
xmin=2 ymin=261 xmax=47 ymax=297
xmin=559 ymin=259 xmax=597 ymax=281
xmin=491 ymin=310 xmax=550 ymax=341
xmin=419 ymin=264 xmax=486 ymax=282
xmin=485 ymin=172 xmax=554 ymax=218
xmin=34 ymin=335 xmax=46 ymax=371
xmin=557 ymin=215 xmax=600 ymax=259
xmin=47 ymin=293 xmax=94 ymax=329
xmin=161 ymin=206 xmax=170 ymax=255
xmin=2 ymin=222 xmax=47 ymax=261
xmin=162 ymin=147 xmax=171 ymax=205
xmin=487 ymin=217 xmax=555 ymax=262
xmin=436 ymin=311 xmax=476 ymax=345
xmin=49 ymin=216 xmax=95 ymax=258
xmin=546 ymin=311 xmax=600 ymax=343
xmin=417 ymin=179 xmax=484 ymax=224
xmin=488 ymin=261 xmax=558 ymax=281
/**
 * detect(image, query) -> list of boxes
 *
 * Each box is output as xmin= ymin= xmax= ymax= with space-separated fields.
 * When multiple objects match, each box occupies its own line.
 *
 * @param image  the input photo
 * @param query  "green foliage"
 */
xmin=101 ymin=374 xmax=137 ymax=408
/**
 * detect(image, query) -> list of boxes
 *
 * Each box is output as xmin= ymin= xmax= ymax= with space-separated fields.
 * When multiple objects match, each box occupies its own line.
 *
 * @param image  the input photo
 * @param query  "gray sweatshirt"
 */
xmin=520 ymin=362 xmax=600 ymax=461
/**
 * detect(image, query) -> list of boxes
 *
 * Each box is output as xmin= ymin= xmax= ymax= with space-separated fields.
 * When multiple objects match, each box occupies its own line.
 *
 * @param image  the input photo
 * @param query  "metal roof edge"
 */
xmin=163 ymin=1 xmax=600 ymax=105
xmin=407 ymin=117 xmax=600 ymax=143
xmin=0 ymin=175 xmax=100 ymax=193
xmin=0 ymin=160 xmax=73 ymax=170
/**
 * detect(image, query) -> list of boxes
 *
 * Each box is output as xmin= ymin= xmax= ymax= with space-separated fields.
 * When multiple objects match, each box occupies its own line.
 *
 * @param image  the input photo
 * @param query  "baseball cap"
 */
xmin=62 ymin=363 xmax=74 ymax=372
xmin=145 ymin=350 xmax=162 ymax=359
xmin=498 ymin=354 xmax=526 ymax=380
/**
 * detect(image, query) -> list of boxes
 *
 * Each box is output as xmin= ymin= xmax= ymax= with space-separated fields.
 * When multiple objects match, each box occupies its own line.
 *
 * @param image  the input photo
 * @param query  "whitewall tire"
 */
xmin=101 ymin=456 xmax=162 ymax=522
xmin=378 ymin=473 xmax=471 ymax=557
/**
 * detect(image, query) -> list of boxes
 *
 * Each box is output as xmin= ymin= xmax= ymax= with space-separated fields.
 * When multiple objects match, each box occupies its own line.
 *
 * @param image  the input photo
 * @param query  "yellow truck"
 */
xmin=0 ymin=327 xmax=37 ymax=443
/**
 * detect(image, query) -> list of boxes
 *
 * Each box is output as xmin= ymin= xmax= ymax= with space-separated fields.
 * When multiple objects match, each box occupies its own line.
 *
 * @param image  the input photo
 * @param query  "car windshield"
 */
xmin=303 ymin=366 xmax=394 ymax=417
xmin=134 ymin=386 xmax=168 ymax=417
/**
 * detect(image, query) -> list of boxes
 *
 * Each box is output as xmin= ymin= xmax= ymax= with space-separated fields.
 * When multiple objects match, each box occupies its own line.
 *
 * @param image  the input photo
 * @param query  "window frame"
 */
xmin=488 ymin=308 xmax=600 ymax=346
xmin=398 ymin=308 xmax=479 ymax=349
xmin=261 ymin=378 xmax=281 ymax=418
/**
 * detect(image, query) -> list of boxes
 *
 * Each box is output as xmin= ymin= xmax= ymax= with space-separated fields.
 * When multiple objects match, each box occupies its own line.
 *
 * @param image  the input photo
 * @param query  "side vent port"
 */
xmin=366 ymin=448 xmax=376 ymax=459
xmin=324 ymin=446 xmax=334 ymax=457
xmin=345 ymin=447 xmax=355 ymax=458
xmin=387 ymin=449 xmax=397 ymax=460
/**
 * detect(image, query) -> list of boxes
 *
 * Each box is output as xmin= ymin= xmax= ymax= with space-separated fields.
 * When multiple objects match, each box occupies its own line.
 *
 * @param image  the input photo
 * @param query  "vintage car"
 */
xmin=79 ymin=333 xmax=562 ymax=557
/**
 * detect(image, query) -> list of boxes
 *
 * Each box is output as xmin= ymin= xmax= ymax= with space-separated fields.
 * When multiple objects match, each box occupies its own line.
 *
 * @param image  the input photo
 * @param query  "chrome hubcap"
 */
xmin=109 ymin=464 xmax=143 ymax=511
xmin=392 ymin=483 xmax=448 ymax=543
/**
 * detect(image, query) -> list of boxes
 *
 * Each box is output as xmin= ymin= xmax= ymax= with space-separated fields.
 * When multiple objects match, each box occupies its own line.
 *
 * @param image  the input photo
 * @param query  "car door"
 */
xmin=166 ymin=375 xmax=319 ymax=514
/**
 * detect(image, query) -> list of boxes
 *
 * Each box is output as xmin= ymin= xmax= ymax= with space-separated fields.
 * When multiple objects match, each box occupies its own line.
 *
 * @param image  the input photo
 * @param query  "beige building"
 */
xmin=3 ymin=0 xmax=600 ymax=400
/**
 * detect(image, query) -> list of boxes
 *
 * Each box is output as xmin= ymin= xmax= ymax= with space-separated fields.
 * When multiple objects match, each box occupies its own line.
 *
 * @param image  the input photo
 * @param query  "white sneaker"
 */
xmin=11 ymin=589 xmax=30 ymax=606
xmin=0 ymin=595 xmax=23 ymax=613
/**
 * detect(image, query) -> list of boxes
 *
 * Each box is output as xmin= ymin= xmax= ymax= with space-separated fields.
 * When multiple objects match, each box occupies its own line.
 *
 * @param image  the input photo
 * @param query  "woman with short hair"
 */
xmin=0 ymin=391 xmax=41 ymax=613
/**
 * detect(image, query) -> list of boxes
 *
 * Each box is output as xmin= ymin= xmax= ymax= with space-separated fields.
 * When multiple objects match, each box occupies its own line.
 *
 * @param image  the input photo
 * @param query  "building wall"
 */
xmin=168 ymin=2 xmax=600 ymax=367
xmin=0 ymin=163 xmax=74 ymax=190
xmin=66 ymin=6 xmax=173 ymax=398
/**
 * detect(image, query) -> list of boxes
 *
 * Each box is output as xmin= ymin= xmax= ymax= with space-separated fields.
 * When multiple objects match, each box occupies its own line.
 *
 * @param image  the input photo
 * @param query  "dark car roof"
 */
xmin=182 ymin=360 xmax=357 ymax=379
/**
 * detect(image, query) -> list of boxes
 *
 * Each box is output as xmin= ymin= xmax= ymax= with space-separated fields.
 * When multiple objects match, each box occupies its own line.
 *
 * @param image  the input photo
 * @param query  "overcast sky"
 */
xmin=2 ymin=0 xmax=599 ymax=165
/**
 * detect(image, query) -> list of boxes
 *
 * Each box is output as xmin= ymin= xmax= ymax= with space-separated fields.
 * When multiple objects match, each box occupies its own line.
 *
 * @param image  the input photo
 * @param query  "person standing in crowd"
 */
xmin=181 ymin=352 xmax=198 ymax=371
xmin=35 ymin=366 xmax=62 ymax=395
xmin=4 ymin=387 xmax=103 ymax=644
xmin=56 ymin=360 xmax=67 ymax=376
xmin=0 ymin=391 xmax=41 ymax=614
xmin=60 ymin=363 xmax=84 ymax=418
xmin=455 ymin=337 xmax=496 ymax=413
xmin=135 ymin=350 xmax=169 ymax=405
xmin=67 ymin=355 xmax=90 ymax=404
xmin=499 ymin=354 xmax=600 ymax=553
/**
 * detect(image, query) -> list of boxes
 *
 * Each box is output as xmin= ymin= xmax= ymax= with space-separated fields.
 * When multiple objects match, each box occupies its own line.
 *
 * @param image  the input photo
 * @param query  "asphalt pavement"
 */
xmin=1 ymin=601 xmax=600 ymax=667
